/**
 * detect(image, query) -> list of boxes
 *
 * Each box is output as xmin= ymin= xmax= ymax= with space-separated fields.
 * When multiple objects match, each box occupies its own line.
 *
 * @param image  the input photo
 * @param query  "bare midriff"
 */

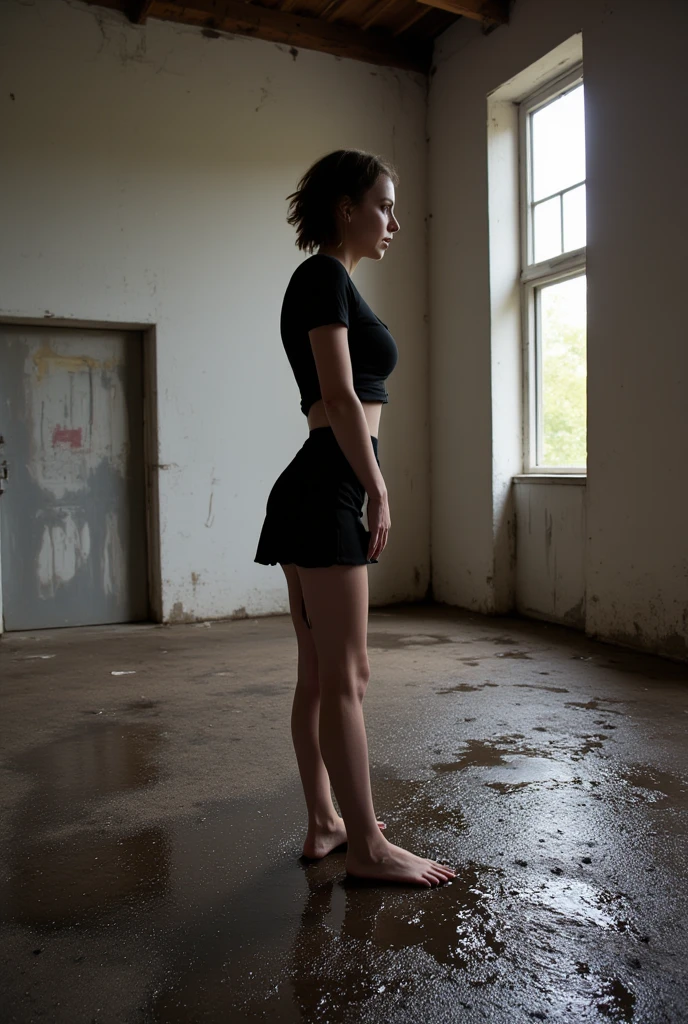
xmin=307 ymin=398 xmax=383 ymax=438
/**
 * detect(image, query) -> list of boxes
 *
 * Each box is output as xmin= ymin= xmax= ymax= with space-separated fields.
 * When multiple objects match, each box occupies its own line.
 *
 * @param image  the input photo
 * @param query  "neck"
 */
xmin=317 ymin=247 xmax=359 ymax=276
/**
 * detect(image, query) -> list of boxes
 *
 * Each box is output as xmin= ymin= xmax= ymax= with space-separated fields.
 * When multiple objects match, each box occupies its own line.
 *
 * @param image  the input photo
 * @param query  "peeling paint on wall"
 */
xmin=168 ymin=601 xmax=195 ymax=624
xmin=37 ymin=516 xmax=91 ymax=599
xmin=52 ymin=426 xmax=83 ymax=449
xmin=102 ymin=511 xmax=125 ymax=598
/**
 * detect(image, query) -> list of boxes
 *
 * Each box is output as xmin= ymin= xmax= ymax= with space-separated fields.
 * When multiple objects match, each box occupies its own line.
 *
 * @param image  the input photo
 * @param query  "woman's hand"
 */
xmin=367 ymin=491 xmax=391 ymax=561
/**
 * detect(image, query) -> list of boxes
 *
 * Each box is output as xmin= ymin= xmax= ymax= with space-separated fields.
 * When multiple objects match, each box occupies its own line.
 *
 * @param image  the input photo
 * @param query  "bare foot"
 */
xmin=345 ymin=837 xmax=456 ymax=887
xmin=303 ymin=817 xmax=386 ymax=859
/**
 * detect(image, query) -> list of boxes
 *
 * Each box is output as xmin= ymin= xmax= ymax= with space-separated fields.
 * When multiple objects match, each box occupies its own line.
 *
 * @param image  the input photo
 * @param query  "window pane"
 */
xmin=538 ymin=275 xmax=587 ymax=467
xmin=532 ymin=83 xmax=585 ymax=202
xmin=533 ymin=195 xmax=561 ymax=263
xmin=563 ymin=183 xmax=586 ymax=251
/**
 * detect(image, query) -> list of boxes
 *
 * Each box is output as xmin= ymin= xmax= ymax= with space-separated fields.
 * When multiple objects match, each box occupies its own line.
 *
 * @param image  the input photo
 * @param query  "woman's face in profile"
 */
xmin=353 ymin=175 xmax=400 ymax=260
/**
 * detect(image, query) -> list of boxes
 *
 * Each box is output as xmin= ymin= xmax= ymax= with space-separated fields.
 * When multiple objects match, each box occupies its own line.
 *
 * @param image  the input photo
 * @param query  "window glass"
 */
xmin=532 ymin=84 xmax=586 ymax=202
xmin=538 ymin=274 xmax=587 ymax=467
xmin=534 ymin=195 xmax=562 ymax=263
xmin=563 ymin=183 xmax=586 ymax=252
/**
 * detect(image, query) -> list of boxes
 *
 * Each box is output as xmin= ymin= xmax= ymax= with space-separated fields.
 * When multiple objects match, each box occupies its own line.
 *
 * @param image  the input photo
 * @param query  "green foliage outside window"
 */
xmin=540 ymin=275 xmax=587 ymax=468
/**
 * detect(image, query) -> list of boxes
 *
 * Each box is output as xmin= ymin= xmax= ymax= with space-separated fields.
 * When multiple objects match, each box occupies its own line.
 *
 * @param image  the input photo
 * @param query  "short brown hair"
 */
xmin=286 ymin=149 xmax=399 ymax=253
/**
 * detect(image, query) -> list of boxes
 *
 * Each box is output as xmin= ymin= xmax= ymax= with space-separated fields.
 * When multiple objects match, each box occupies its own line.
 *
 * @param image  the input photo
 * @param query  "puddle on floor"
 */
xmin=1 ymin=720 xmax=168 ymax=930
xmin=615 ymin=763 xmax=688 ymax=808
xmin=432 ymin=738 xmax=529 ymax=773
xmin=437 ymin=682 xmax=499 ymax=694
xmin=514 ymin=682 xmax=570 ymax=693
xmin=565 ymin=698 xmax=625 ymax=714
xmin=367 ymin=632 xmax=458 ymax=650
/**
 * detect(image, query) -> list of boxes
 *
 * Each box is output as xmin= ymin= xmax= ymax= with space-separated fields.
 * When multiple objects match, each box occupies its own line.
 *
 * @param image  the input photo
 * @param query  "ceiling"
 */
xmin=83 ymin=0 xmax=509 ymax=75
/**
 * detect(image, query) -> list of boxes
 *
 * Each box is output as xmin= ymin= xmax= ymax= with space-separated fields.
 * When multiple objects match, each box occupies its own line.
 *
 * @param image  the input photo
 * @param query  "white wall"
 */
xmin=429 ymin=0 xmax=688 ymax=660
xmin=0 ymin=0 xmax=430 ymax=625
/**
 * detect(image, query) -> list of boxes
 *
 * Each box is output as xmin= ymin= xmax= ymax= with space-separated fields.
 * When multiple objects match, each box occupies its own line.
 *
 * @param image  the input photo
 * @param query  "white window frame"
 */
xmin=519 ymin=62 xmax=586 ymax=475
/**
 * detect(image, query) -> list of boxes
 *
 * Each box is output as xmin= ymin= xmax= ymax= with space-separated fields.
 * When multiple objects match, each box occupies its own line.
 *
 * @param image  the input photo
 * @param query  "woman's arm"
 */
xmin=308 ymin=323 xmax=386 ymax=501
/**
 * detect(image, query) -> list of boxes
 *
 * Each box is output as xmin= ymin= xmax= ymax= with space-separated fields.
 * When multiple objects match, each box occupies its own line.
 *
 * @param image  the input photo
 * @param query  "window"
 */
xmin=519 ymin=65 xmax=587 ymax=472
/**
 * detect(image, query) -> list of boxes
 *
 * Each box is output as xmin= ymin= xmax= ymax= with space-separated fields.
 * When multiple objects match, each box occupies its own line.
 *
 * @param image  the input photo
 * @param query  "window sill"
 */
xmin=512 ymin=474 xmax=586 ymax=485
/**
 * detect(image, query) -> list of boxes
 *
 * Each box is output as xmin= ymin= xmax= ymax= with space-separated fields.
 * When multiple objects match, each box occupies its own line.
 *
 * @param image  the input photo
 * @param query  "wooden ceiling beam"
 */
xmin=415 ymin=0 xmax=509 ymax=25
xmin=361 ymin=0 xmax=398 ymax=33
xmin=147 ymin=0 xmax=433 ymax=73
xmin=128 ymin=0 xmax=154 ymax=23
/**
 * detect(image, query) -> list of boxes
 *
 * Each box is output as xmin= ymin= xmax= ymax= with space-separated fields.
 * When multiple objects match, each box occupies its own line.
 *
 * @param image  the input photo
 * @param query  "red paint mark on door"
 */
xmin=52 ymin=426 xmax=82 ymax=449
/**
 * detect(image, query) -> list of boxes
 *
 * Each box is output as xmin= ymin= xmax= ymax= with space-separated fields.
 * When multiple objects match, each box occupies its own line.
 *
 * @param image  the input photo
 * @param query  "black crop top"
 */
xmin=280 ymin=253 xmax=399 ymax=416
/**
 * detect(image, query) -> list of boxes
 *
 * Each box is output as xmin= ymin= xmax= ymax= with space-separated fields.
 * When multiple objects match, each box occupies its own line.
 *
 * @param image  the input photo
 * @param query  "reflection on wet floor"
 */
xmin=0 ymin=722 xmax=170 ymax=930
xmin=5 ymin=826 xmax=169 ymax=929
xmin=1 ymin=614 xmax=687 ymax=1022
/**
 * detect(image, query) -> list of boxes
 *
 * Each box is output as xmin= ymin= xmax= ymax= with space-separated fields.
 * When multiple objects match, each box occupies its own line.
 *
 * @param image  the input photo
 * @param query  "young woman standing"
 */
xmin=255 ymin=150 xmax=455 ymax=888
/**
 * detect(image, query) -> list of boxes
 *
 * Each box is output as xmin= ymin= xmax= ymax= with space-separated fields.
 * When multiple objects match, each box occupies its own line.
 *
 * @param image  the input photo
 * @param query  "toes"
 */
xmin=426 ymin=862 xmax=454 ymax=884
xmin=433 ymin=861 xmax=456 ymax=876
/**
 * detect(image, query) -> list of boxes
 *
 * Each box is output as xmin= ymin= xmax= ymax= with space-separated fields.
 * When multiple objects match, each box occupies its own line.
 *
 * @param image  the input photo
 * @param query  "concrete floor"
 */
xmin=1 ymin=604 xmax=687 ymax=1024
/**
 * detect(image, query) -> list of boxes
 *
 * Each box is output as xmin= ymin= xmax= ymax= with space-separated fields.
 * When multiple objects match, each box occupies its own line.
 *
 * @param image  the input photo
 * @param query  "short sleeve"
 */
xmin=300 ymin=256 xmax=350 ymax=332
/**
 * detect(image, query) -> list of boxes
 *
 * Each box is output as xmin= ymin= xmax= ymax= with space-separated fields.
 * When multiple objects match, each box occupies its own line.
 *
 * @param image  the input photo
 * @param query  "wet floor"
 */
xmin=1 ymin=605 xmax=687 ymax=1023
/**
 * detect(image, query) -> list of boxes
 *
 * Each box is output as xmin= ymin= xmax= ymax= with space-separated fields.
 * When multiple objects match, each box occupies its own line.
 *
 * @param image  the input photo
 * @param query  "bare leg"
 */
xmin=297 ymin=564 xmax=457 ymax=887
xmin=280 ymin=564 xmax=385 ymax=858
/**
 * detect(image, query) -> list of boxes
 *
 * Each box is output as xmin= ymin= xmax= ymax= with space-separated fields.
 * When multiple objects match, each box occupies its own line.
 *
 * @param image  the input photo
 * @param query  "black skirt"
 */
xmin=254 ymin=426 xmax=380 ymax=568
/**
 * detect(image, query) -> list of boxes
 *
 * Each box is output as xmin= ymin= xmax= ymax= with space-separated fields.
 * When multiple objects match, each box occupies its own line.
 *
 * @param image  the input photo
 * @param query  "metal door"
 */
xmin=0 ymin=325 xmax=149 ymax=629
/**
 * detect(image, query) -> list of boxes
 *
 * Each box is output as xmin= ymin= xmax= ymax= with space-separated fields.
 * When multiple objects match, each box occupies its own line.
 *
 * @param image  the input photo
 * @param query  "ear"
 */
xmin=338 ymin=195 xmax=353 ymax=220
